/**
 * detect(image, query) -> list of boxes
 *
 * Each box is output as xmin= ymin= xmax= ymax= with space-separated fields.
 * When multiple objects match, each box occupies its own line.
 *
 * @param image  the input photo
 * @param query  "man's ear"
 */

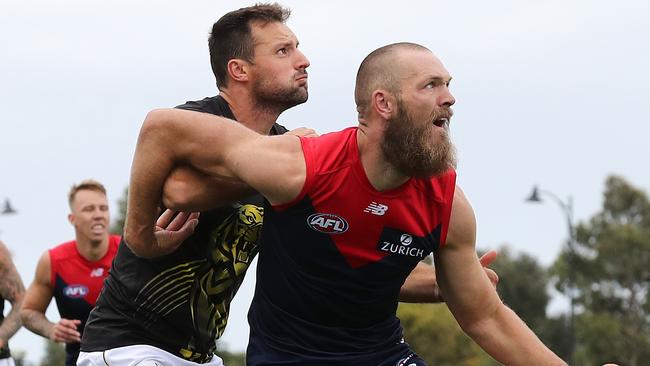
xmin=371 ymin=90 xmax=395 ymax=120
xmin=226 ymin=59 xmax=250 ymax=83
xmin=68 ymin=213 xmax=74 ymax=225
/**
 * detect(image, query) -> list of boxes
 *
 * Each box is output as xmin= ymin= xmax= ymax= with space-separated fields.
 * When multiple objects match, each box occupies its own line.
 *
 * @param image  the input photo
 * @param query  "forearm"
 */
xmin=399 ymin=262 xmax=442 ymax=303
xmin=125 ymin=111 xmax=179 ymax=257
xmin=0 ymin=252 xmax=25 ymax=343
xmin=20 ymin=309 xmax=54 ymax=339
xmin=464 ymin=304 xmax=566 ymax=365
xmin=0 ymin=303 xmax=22 ymax=342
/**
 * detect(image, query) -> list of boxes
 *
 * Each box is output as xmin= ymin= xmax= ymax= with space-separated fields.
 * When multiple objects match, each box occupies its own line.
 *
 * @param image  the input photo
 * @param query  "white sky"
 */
xmin=1 ymin=0 xmax=649 ymax=363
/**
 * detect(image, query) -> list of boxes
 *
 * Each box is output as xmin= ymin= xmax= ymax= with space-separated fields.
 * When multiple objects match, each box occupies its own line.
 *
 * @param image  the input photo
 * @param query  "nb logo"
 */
xmin=89 ymin=268 xmax=104 ymax=277
xmin=364 ymin=202 xmax=388 ymax=216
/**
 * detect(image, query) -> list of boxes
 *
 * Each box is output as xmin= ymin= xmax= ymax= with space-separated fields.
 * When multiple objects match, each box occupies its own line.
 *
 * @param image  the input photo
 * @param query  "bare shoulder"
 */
xmin=0 ymin=241 xmax=19 ymax=275
xmin=445 ymin=186 xmax=477 ymax=249
xmin=36 ymin=250 xmax=51 ymax=267
xmin=0 ymin=240 xmax=11 ymax=269
xmin=33 ymin=251 xmax=52 ymax=284
xmin=0 ymin=240 xmax=24 ymax=297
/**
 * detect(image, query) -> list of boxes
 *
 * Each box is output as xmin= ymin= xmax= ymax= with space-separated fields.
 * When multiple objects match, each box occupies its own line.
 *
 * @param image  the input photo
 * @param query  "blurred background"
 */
xmin=2 ymin=0 xmax=649 ymax=364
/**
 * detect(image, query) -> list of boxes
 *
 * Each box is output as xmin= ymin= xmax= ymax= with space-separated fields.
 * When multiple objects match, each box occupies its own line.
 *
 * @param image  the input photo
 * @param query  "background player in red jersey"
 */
xmin=0 ymin=240 xmax=25 ymax=366
xmin=20 ymin=180 xmax=120 ymax=366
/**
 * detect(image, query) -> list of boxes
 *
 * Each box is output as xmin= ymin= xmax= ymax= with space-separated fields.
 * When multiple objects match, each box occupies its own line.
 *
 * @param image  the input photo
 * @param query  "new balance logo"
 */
xmin=89 ymin=268 xmax=104 ymax=277
xmin=364 ymin=202 xmax=388 ymax=216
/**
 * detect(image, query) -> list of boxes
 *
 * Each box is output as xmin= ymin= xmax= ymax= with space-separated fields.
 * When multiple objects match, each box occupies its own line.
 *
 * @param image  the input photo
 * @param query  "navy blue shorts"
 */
xmin=247 ymin=337 xmax=427 ymax=366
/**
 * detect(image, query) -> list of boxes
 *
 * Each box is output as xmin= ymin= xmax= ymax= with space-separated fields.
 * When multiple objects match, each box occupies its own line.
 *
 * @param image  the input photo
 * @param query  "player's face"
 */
xmin=248 ymin=21 xmax=310 ymax=111
xmin=382 ymin=49 xmax=457 ymax=178
xmin=69 ymin=190 xmax=110 ymax=243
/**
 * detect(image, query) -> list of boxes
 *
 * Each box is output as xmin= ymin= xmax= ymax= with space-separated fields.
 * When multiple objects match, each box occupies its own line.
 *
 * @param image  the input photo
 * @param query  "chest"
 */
xmin=301 ymin=173 xmax=443 ymax=269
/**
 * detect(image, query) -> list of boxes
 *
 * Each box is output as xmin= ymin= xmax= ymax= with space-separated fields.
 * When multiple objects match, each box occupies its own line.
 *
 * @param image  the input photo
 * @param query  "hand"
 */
xmin=154 ymin=210 xmax=200 ymax=254
xmin=479 ymin=250 xmax=499 ymax=288
xmin=287 ymin=127 xmax=318 ymax=137
xmin=50 ymin=318 xmax=81 ymax=343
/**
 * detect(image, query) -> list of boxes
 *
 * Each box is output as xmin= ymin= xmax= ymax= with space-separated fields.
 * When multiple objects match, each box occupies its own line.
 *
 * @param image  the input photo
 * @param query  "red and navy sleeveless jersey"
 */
xmin=247 ymin=127 xmax=456 ymax=364
xmin=49 ymin=235 xmax=119 ymax=334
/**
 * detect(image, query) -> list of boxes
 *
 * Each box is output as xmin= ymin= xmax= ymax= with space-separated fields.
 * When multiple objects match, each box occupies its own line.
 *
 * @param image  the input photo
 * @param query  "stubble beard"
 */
xmin=382 ymin=101 xmax=457 ymax=178
xmin=252 ymin=74 xmax=308 ymax=114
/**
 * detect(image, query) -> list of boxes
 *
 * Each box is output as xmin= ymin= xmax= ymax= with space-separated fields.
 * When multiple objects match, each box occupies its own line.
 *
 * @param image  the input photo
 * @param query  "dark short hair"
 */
xmin=209 ymin=3 xmax=291 ymax=90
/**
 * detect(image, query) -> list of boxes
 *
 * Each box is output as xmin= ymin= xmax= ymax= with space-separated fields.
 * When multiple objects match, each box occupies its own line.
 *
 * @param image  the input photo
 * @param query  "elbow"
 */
xmin=455 ymin=297 xmax=503 ymax=339
xmin=142 ymin=109 xmax=168 ymax=129
xmin=123 ymin=222 xmax=145 ymax=257
xmin=123 ymin=221 xmax=158 ymax=258
xmin=19 ymin=307 xmax=33 ymax=326
xmin=139 ymin=108 xmax=176 ymax=147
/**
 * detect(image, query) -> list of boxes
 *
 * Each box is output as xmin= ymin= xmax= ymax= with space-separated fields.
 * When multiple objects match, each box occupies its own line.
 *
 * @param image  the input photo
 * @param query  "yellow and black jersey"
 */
xmin=81 ymin=96 xmax=287 ymax=363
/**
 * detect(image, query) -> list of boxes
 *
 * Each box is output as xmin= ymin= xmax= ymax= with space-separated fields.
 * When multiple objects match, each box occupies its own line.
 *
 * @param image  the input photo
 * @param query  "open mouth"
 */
xmin=91 ymin=224 xmax=105 ymax=233
xmin=433 ymin=118 xmax=449 ymax=128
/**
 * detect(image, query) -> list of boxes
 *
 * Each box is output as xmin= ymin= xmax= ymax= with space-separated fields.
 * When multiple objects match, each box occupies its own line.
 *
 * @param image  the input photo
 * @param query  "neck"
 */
xmin=76 ymin=234 xmax=109 ymax=262
xmin=220 ymin=89 xmax=282 ymax=135
xmin=356 ymin=125 xmax=409 ymax=192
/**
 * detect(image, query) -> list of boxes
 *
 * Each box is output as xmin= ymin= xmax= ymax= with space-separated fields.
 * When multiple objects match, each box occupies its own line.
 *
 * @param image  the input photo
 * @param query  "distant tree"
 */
xmin=215 ymin=343 xmax=246 ymax=366
xmin=552 ymin=175 xmax=650 ymax=365
xmin=39 ymin=340 xmax=65 ymax=366
xmin=110 ymin=186 xmax=128 ymax=234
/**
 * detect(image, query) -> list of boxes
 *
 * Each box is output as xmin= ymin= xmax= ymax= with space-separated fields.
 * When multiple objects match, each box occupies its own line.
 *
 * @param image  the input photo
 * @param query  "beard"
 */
xmin=252 ymin=71 xmax=308 ymax=113
xmin=382 ymin=99 xmax=457 ymax=178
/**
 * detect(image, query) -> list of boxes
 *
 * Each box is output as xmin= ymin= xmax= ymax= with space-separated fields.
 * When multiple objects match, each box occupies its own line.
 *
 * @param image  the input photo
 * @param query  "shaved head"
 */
xmin=354 ymin=42 xmax=431 ymax=114
xmin=354 ymin=42 xmax=456 ymax=178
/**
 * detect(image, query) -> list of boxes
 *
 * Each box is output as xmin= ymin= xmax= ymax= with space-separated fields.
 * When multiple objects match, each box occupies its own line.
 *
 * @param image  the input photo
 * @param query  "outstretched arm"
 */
xmin=0 ymin=241 xmax=25 ymax=351
xmin=434 ymin=187 xmax=566 ymax=365
xmin=162 ymin=127 xmax=317 ymax=211
xmin=126 ymin=108 xmax=305 ymax=257
xmin=399 ymin=250 xmax=498 ymax=303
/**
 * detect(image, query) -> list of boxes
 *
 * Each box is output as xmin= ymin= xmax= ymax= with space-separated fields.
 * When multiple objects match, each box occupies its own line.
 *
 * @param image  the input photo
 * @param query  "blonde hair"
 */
xmin=68 ymin=179 xmax=107 ymax=208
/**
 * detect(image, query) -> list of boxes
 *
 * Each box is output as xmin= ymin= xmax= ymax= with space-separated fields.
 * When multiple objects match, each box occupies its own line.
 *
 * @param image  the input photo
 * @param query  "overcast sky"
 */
xmin=2 ymin=0 xmax=649 ymax=363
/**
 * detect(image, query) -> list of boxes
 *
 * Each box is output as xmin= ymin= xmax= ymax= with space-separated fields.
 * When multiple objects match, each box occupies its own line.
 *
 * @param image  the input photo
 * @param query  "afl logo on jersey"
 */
xmin=63 ymin=285 xmax=89 ymax=299
xmin=307 ymin=213 xmax=349 ymax=234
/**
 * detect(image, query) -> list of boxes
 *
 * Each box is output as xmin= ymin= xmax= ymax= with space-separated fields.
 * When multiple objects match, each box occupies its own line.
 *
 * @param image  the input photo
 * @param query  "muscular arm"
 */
xmin=434 ymin=187 xmax=565 ymax=365
xmin=20 ymin=252 xmax=81 ymax=343
xmin=20 ymin=251 xmax=55 ymax=339
xmin=0 ymin=241 xmax=25 ymax=349
xmin=162 ymin=165 xmax=255 ymax=211
xmin=126 ymin=108 xmax=306 ymax=257
xmin=162 ymin=127 xmax=317 ymax=211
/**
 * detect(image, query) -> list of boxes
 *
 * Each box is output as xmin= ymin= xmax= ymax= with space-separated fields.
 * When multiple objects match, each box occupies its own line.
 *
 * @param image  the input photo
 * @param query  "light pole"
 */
xmin=526 ymin=185 xmax=576 ymax=364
